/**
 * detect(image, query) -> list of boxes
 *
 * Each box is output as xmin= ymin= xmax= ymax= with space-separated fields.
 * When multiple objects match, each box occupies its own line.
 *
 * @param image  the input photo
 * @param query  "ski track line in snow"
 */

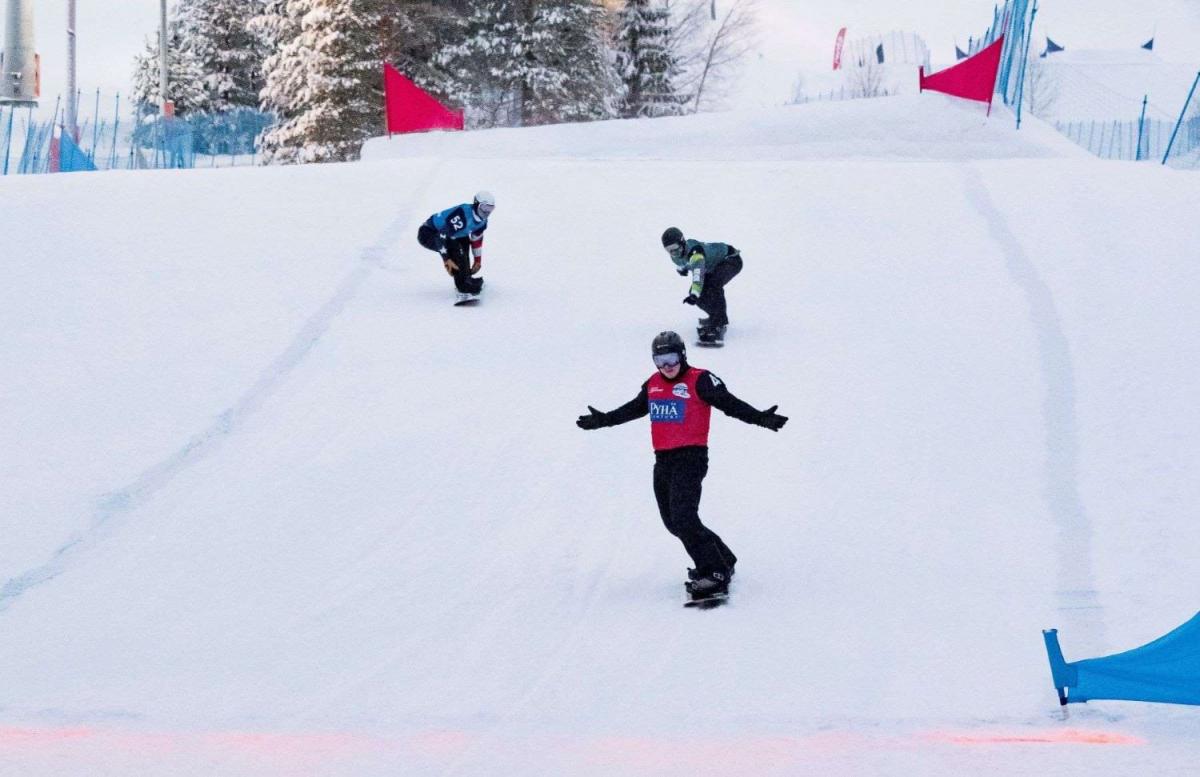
xmin=0 ymin=161 xmax=443 ymax=615
xmin=438 ymin=503 xmax=640 ymax=777
xmin=960 ymin=165 xmax=1105 ymax=646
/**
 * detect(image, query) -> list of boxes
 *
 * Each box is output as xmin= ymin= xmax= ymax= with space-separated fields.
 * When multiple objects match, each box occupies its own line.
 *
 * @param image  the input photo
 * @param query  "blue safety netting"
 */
xmin=1 ymin=94 xmax=273 ymax=175
xmin=1044 ymin=612 xmax=1200 ymax=706
xmin=58 ymin=130 xmax=97 ymax=172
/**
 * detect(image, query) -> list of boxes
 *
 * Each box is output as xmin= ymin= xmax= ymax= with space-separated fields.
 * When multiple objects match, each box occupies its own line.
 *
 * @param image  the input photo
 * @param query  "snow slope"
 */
xmin=2 ymin=94 xmax=1200 ymax=777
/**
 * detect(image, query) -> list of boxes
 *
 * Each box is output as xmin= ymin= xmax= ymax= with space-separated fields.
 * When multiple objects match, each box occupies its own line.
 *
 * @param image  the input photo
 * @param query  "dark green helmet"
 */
xmin=661 ymin=226 xmax=684 ymax=249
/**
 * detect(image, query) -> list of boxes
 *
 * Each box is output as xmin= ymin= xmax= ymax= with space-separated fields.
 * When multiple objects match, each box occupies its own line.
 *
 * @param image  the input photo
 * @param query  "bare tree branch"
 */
xmin=689 ymin=0 xmax=757 ymax=113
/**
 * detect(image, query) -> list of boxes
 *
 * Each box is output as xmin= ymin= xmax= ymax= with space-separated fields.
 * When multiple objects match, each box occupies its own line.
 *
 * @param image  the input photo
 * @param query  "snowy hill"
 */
xmin=3 ymin=95 xmax=1200 ymax=777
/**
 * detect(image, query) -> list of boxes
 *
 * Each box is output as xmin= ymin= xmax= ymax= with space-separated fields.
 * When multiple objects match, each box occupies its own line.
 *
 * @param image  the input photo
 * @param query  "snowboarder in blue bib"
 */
xmin=575 ymin=331 xmax=788 ymax=600
xmin=661 ymin=227 xmax=743 ymax=343
xmin=418 ymin=191 xmax=495 ymax=301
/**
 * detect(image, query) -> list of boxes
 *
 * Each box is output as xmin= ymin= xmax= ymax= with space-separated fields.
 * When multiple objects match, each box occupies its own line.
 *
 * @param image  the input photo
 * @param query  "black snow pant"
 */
xmin=697 ymin=253 xmax=743 ymax=328
xmin=653 ymin=446 xmax=737 ymax=575
xmin=418 ymin=224 xmax=482 ymax=294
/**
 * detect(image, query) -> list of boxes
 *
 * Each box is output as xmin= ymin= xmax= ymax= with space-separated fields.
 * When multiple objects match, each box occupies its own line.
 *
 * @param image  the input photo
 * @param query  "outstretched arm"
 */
xmin=696 ymin=372 xmax=788 ymax=431
xmin=577 ymin=383 xmax=650 ymax=430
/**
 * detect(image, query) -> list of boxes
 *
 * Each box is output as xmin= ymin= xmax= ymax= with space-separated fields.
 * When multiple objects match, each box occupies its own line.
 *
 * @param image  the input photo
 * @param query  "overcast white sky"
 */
xmin=14 ymin=0 xmax=1200 ymax=117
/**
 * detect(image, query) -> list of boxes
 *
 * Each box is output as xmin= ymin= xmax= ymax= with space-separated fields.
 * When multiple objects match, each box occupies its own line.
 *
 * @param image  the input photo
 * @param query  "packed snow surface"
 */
xmin=2 ymin=94 xmax=1199 ymax=776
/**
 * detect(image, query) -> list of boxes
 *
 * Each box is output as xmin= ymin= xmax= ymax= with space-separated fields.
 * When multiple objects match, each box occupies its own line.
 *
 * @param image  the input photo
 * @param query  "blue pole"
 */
xmin=20 ymin=106 xmax=34 ymax=173
xmin=91 ymin=89 xmax=102 ymax=163
xmin=1162 ymin=71 xmax=1200 ymax=165
xmin=109 ymin=94 xmax=121 ymax=169
xmin=1 ymin=106 xmax=13 ymax=176
xmin=1015 ymin=0 xmax=1038 ymax=128
xmin=2 ymin=107 xmax=13 ymax=175
xmin=43 ymin=96 xmax=62 ymax=173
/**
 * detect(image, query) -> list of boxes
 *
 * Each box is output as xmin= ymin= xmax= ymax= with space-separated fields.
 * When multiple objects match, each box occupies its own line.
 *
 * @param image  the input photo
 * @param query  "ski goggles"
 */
xmin=477 ymin=202 xmax=494 ymax=217
xmin=653 ymin=352 xmax=682 ymax=369
xmin=666 ymin=243 xmax=684 ymax=259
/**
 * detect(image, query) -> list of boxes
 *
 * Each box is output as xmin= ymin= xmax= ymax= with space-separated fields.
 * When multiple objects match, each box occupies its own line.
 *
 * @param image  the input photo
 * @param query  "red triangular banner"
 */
xmin=919 ymin=36 xmax=1005 ymax=113
xmin=383 ymin=63 xmax=464 ymax=135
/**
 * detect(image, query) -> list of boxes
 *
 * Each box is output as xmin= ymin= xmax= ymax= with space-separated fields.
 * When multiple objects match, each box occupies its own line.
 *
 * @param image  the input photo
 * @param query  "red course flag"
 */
xmin=919 ymin=36 xmax=1005 ymax=114
xmin=832 ymin=27 xmax=847 ymax=71
xmin=383 ymin=63 xmax=464 ymax=135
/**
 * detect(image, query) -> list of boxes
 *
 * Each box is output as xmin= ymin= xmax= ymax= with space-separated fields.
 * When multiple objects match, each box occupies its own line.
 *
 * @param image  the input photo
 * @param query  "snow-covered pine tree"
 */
xmin=381 ymin=1 xmax=468 ymax=107
xmin=260 ymin=0 xmax=414 ymax=163
xmin=298 ymin=0 xmax=392 ymax=161
xmin=131 ymin=9 xmax=209 ymax=115
xmin=614 ymin=0 xmax=686 ymax=117
xmin=447 ymin=0 xmax=616 ymax=128
xmin=176 ymin=0 xmax=267 ymax=113
xmin=253 ymin=0 xmax=311 ymax=164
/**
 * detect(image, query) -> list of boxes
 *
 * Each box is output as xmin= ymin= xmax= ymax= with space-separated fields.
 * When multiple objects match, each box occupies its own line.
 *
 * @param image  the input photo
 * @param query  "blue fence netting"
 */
xmin=965 ymin=0 xmax=1036 ymax=108
xmin=1056 ymin=116 xmax=1200 ymax=162
xmin=1 ymin=92 xmax=273 ymax=175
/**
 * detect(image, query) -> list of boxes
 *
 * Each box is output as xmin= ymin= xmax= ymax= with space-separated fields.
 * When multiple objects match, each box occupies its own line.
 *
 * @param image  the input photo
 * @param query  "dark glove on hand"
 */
xmin=757 ymin=405 xmax=788 ymax=431
xmin=682 ymin=293 xmax=699 ymax=305
xmin=677 ymin=267 xmax=689 ymax=276
xmin=576 ymin=405 xmax=608 ymax=430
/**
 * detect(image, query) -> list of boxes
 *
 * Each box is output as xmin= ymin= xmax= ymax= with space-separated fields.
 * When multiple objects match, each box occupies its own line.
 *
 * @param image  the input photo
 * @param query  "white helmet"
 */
xmin=473 ymin=190 xmax=495 ymax=217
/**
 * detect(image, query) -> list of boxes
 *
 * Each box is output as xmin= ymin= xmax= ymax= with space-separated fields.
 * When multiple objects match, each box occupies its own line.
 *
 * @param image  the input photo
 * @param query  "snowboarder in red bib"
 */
xmin=575 ymin=331 xmax=788 ymax=598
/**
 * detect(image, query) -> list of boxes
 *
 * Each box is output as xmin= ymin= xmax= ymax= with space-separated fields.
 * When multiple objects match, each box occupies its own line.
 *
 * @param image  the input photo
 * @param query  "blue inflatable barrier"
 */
xmin=1044 ymin=612 xmax=1200 ymax=706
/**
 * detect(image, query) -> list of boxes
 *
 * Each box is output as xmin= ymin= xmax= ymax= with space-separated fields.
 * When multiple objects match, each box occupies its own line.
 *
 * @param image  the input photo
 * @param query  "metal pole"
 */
xmin=1015 ymin=0 xmax=1038 ymax=129
xmin=1 ymin=0 xmax=39 ymax=105
xmin=91 ymin=87 xmax=100 ymax=160
xmin=2 ymin=106 xmax=13 ymax=174
xmin=159 ymin=0 xmax=169 ymax=114
xmin=1162 ymin=71 xmax=1200 ymax=165
xmin=109 ymin=93 xmax=120 ymax=169
xmin=66 ymin=0 xmax=77 ymax=136
xmin=1136 ymin=95 xmax=1147 ymax=160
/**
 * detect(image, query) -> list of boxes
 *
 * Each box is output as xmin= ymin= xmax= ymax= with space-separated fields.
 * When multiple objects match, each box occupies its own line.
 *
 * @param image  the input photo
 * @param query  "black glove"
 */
xmin=576 ymin=405 xmax=608 ymax=430
xmin=677 ymin=267 xmax=689 ymax=276
xmin=682 ymin=293 xmax=699 ymax=305
xmin=756 ymin=405 xmax=788 ymax=431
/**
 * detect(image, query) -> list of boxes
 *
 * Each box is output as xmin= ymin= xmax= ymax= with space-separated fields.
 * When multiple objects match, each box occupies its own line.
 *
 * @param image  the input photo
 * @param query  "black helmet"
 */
xmin=652 ymin=330 xmax=686 ymax=362
xmin=661 ymin=226 xmax=684 ymax=248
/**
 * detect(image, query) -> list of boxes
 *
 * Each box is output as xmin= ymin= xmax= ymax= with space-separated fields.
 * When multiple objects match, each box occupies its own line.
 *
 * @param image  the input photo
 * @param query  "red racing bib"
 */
xmin=647 ymin=369 xmax=712 ymax=451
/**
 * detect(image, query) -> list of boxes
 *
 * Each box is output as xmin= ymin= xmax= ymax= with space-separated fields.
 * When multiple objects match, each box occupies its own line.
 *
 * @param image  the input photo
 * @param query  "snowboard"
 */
xmin=454 ymin=292 xmax=481 ymax=306
xmin=695 ymin=324 xmax=726 ymax=348
xmin=684 ymin=580 xmax=730 ymax=608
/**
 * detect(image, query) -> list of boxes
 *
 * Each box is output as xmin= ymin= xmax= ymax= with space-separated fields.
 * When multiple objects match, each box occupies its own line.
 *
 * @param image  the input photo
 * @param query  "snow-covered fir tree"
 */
xmin=131 ymin=11 xmax=209 ymax=115
xmin=382 ymin=1 xmax=469 ymax=106
xmin=446 ymin=0 xmax=616 ymax=127
xmin=175 ymin=0 xmax=267 ymax=113
xmin=614 ymin=0 xmax=687 ymax=117
xmin=258 ymin=0 xmax=470 ymax=163
xmin=253 ymin=0 xmax=310 ymax=163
